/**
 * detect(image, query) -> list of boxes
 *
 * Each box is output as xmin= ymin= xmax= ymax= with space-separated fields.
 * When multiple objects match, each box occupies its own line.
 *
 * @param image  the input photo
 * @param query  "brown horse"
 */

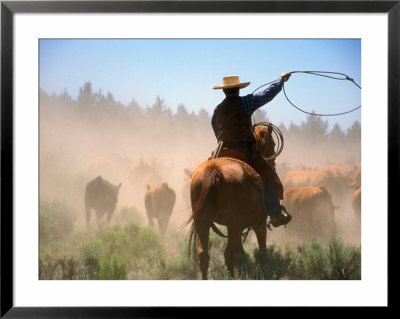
xmin=188 ymin=124 xmax=280 ymax=279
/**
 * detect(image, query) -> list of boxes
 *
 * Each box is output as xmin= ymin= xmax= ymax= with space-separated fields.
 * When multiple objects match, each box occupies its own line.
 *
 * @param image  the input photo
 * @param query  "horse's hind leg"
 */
xmin=196 ymin=221 xmax=210 ymax=280
xmin=253 ymin=219 xmax=267 ymax=251
xmin=224 ymin=228 xmax=245 ymax=278
xmin=252 ymin=220 xmax=269 ymax=268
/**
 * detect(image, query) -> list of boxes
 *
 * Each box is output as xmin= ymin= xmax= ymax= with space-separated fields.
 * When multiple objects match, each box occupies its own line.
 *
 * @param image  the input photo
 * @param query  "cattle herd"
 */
xmin=279 ymin=162 xmax=361 ymax=242
xmin=83 ymin=156 xmax=361 ymax=244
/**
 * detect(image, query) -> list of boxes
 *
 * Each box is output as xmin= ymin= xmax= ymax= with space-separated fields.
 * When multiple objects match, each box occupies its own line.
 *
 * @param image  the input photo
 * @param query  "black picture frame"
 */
xmin=1 ymin=1 xmax=396 ymax=317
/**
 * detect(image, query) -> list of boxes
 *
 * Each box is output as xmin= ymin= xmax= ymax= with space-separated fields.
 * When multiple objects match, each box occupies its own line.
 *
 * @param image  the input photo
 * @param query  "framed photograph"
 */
xmin=1 ymin=0 xmax=396 ymax=317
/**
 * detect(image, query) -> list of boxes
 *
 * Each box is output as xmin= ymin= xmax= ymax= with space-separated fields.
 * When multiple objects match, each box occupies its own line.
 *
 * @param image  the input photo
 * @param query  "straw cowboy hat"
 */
xmin=213 ymin=75 xmax=250 ymax=90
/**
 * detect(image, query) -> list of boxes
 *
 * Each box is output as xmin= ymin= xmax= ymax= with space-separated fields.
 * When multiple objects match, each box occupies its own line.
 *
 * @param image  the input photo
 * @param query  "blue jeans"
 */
xmin=266 ymin=190 xmax=281 ymax=217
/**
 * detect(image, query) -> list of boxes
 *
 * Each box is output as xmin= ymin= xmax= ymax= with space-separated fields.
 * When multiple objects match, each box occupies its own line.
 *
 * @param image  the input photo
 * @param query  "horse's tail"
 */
xmin=187 ymin=164 xmax=222 ymax=261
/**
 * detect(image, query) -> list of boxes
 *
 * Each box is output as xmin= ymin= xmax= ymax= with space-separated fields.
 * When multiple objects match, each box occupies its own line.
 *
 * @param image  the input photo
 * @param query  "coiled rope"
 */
xmin=253 ymin=121 xmax=284 ymax=161
xmin=252 ymin=70 xmax=361 ymax=117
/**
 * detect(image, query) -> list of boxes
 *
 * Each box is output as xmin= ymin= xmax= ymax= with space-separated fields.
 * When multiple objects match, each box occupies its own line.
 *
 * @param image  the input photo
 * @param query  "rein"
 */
xmin=252 ymin=70 xmax=361 ymax=117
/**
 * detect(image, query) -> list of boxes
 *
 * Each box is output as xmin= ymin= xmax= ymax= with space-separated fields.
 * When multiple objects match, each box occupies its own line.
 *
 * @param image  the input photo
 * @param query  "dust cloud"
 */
xmin=39 ymin=87 xmax=361 ymax=247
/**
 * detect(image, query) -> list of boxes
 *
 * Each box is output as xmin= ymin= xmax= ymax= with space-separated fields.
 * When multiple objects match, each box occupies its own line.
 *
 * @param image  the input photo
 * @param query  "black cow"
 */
xmin=85 ymin=176 xmax=121 ymax=229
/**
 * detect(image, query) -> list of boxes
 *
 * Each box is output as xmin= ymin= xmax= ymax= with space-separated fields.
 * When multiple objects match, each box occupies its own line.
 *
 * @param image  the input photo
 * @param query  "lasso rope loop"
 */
xmin=252 ymin=70 xmax=361 ymax=117
xmin=253 ymin=121 xmax=284 ymax=161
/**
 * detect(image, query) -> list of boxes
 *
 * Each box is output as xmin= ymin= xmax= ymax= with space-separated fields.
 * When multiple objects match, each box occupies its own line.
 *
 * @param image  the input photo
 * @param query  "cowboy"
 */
xmin=211 ymin=73 xmax=292 ymax=228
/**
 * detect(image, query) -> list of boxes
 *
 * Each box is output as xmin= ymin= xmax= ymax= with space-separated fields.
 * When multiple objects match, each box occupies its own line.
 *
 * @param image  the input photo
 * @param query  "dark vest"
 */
xmin=211 ymin=95 xmax=284 ymax=199
xmin=211 ymin=95 xmax=254 ymax=143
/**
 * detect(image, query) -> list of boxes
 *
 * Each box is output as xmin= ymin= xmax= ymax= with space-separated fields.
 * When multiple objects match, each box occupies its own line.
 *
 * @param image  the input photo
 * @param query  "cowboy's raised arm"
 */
xmin=240 ymin=72 xmax=291 ymax=115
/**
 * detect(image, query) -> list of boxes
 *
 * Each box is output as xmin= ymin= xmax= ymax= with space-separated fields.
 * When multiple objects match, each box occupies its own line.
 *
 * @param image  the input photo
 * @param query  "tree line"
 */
xmin=40 ymin=81 xmax=361 ymax=166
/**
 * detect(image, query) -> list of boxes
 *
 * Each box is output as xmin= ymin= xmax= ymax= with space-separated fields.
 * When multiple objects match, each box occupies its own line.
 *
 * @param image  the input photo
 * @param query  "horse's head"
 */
xmin=254 ymin=124 xmax=283 ymax=168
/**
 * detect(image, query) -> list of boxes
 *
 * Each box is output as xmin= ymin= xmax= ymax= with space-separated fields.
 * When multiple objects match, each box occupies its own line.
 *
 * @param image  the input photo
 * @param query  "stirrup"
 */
xmin=269 ymin=218 xmax=288 ymax=229
xmin=281 ymin=205 xmax=289 ymax=214
xmin=280 ymin=205 xmax=291 ymax=228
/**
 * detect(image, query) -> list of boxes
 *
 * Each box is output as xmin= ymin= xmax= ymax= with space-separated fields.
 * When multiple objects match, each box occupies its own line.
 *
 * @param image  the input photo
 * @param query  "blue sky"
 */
xmin=39 ymin=39 xmax=361 ymax=130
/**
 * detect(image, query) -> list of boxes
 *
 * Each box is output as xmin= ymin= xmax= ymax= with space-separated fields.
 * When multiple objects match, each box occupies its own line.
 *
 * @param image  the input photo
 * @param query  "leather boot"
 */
xmin=269 ymin=205 xmax=292 ymax=228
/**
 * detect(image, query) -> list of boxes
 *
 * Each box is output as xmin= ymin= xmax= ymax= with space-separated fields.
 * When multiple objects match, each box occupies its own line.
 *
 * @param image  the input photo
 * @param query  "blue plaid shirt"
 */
xmin=240 ymin=79 xmax=283 ymax=115
xmin=240 ymin=78 xmax=284 ymax=217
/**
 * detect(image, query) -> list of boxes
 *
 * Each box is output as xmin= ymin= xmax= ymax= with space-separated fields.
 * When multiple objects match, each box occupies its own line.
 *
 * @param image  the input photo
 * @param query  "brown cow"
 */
xmin=282 ymin=168 xmax=358 ymax=204
xmin=85 ymin=175 xmax=121 ymax=229
xmin=276 ymin=159 xmax=308 ymax=175
xmin=324 ymin=162 xmax=361 ymax=186
xmin=144 ymin=182 xmax=176 ymax=238
xmin=352 ymin=187 xmax=361 ymax=221
xmin=143 ymin=173 xmax=164 ymax=188
xmin=283 ymin=185 xmax=337 ymax=241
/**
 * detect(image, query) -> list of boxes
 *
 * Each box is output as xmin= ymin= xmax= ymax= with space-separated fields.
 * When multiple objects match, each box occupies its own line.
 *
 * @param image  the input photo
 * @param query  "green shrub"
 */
xmin=40 ymin=221 xmax=165 ymax=280
xmin=39 ymin=198 xmax=76 ymax=245
xmin=195 ymin=231 xmax=294 ymax=280
xmin=39 ymin=252 xmax=58 ymax=280
xmin=124 ymin=221 xmax=141 ymax=238
xmin=131 ymin=227 xmax=164 ymax=258
xmin=183 ymin=232 xmax=361 ymax=280
xmin=250 ymin=243 xmax=293 ymax=280
xmin=98 ymin=225 xmax=129 ymax=256
xmin=78 ymin=222 xmax=165 ymax=280
xmin=157 ymin=240 xmax=199 ymax=280
xmin=207 ymin=232 xmax=232 ymax=280
xmin=327 ymin=238 xmax=361 ymax=280
xmin=288 ymin=238 xmax=331 ymax=279
xmin=80 ymin=241 xmax=103 ymax=279
xmin=39 ymin=213 xmax=361 ymax=280
xmin=39 ymin=252 xmax=89 ymax=280
xmin=211 ymin=242 xmax=294 ymax=280
xmin=127 ymin=226 xmax=166 ymax=279
xmin=117 ymin=206 xmax=144 ymax=226
xmin=99 ymin=254 xmax=127 ymax=280
xmin=186 ymin=230 xmax=292 ymax=280
xmin=288 ymin=237 xmax=361 ymax=280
